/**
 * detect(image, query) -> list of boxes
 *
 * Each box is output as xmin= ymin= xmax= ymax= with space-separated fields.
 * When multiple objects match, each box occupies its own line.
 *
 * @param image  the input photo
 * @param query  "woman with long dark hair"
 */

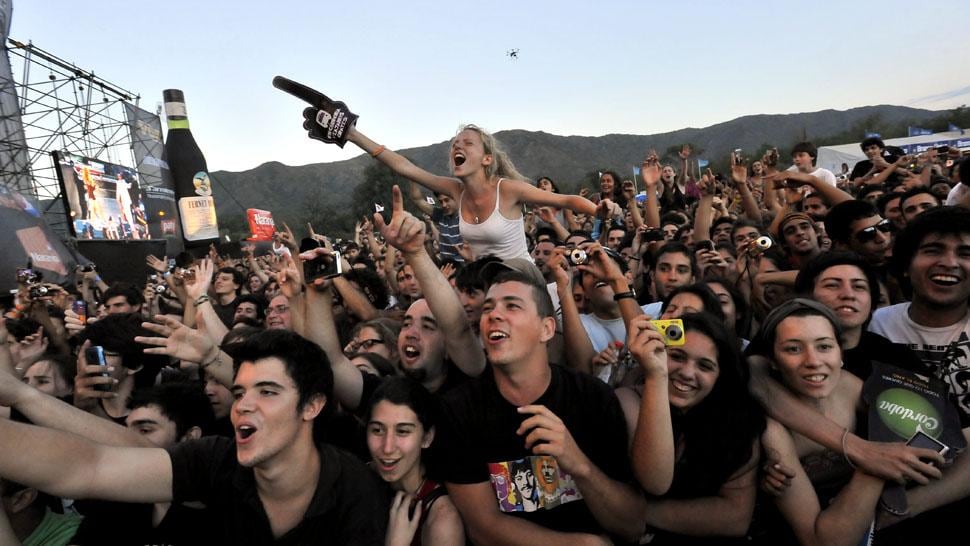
xmin=617 ymin=312 xmax=765 ymax=544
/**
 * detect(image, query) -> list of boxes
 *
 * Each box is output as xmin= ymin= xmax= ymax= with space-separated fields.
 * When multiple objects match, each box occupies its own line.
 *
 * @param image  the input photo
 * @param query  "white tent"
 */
xmin=817 ymin=130 xmax=970 ymax=174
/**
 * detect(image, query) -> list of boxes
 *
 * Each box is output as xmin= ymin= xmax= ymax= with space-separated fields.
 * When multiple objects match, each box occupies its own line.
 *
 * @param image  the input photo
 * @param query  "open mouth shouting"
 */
xmin=401 ymin=344 xmax=421 ymax=365
xmin=453 ymin=151 xmax=466 ymax=167
xmin=236 ymin=422 xmax=257 ymax=444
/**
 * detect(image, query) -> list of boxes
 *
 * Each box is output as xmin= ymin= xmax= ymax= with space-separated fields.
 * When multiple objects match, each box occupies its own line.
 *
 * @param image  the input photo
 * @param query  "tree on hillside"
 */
xmin=351 ymin=160 xmax=424 ymax=227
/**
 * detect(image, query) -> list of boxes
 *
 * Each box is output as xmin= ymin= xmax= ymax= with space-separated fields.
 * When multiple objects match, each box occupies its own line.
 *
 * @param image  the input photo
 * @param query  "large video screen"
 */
xmin=53 ymin=151 xmax=153 ymax=240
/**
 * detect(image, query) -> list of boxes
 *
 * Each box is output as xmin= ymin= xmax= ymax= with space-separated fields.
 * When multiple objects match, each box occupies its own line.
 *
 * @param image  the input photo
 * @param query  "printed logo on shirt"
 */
xmin=908 ymin=332 xmax=970 ymax=418
xmin=488 ymin=456 xmax=582 ymax=513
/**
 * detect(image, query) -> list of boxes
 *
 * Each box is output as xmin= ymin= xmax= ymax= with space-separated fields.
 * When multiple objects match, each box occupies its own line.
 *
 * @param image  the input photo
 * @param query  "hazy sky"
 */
xmin=11 ymin=0 xmax=970 ymax=173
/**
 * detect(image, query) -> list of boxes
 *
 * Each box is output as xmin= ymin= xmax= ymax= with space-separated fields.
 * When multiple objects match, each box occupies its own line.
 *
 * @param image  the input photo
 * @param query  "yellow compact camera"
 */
xmin=650 ymin=319 xmax=686 ymax=346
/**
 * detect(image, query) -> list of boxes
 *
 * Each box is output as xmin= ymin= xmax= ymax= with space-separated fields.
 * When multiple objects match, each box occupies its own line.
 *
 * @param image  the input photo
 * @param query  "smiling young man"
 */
xmin=437 ymin=264 xmax=646 ymax=544
xmin=0 ymin=329 xmax=387 ymax=544
xmin=778 ymin=212 xmax=821 ymax=269
xmin=642 ymin=242 xmax=696 ymax=317
xmin=869 ymin=206 xmax=970 ymax=420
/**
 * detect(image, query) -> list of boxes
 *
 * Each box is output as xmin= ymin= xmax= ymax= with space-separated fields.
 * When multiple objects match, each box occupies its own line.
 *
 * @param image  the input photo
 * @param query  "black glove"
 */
xmin=273 ymin=76 xmax=358 ymax=148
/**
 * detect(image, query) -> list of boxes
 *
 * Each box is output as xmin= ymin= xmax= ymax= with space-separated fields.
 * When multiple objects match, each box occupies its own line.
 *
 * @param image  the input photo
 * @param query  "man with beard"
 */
xmin=778 ymin=212 xmax=821 ymax=270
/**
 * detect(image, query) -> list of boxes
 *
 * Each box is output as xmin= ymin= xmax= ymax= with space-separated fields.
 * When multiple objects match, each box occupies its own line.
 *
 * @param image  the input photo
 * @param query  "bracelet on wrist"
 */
xmin=194 ymin=294 xmax=210 ymax=307
xmin=841 ymin=428 xmax=857 ymax=469
xmin=201 ymin=350 xmax=222 ymax=369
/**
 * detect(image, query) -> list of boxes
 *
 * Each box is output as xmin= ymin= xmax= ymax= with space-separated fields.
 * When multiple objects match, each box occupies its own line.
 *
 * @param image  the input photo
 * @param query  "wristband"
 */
xmin=194 ymin=295 xmax=210 ymax=307
xmin=371 ymin=145 xmax=386 ymax=158
xmin=613 ymin=290 xmax=637 ymax=301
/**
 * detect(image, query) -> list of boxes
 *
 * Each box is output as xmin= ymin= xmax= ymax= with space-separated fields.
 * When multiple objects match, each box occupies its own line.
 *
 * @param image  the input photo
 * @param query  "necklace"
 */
xmin=475 ymin=215 xmax=480 ymax=223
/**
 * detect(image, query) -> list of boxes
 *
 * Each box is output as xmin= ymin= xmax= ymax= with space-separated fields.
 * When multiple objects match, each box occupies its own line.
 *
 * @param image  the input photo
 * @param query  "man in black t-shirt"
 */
xmin=0 ymin=329 xmax=386 ymax=545
xmin=436 ymin=263 xmax=646 ymax=544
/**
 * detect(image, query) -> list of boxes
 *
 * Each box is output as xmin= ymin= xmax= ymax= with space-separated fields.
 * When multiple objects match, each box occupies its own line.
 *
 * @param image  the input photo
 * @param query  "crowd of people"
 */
xmin=0 ymin=120 xmax=969 ymax=545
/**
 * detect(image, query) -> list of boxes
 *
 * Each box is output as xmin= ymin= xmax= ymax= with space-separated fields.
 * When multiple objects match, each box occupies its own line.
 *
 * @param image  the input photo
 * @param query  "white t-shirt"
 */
xmin=786 ymin=165 xmax=837 ymax=186
xmin=580 ymin=304 xmax=653 ymax=383
xmin=946 ymin=183 xmax=969 ymax=206
xmin=869 ymin=303 xmax=970 ymax=419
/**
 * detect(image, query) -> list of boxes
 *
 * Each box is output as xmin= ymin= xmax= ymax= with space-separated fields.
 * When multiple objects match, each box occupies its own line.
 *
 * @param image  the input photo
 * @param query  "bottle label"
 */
xmin=178 ymin=196 xmax=219 ymax=241
xmin=164 ymin=102 xmax=187 ymax=118
xmin=192 ymin=171 xmax=212 ymax=196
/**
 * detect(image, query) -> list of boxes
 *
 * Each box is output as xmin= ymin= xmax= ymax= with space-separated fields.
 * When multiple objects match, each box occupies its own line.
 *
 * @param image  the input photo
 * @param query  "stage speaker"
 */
xmin=76 ymin=239 xmax=168 ymax=286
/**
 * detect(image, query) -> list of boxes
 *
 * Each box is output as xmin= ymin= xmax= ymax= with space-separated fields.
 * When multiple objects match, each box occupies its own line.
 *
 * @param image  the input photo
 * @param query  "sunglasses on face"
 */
xmin=853 ymin=219 xmax=892 ymax=243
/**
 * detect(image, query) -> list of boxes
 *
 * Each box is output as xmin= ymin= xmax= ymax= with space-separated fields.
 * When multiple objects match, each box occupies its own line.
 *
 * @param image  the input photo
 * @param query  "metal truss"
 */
xmin=0 ymin=38 xmax=141 ymax=234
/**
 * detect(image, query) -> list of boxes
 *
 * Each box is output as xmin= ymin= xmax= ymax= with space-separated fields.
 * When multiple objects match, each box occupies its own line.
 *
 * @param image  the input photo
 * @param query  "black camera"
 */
xmin=642 ymin=228 xmax=665 ymax=242
xmin=695 ymin=240 xmax=715 ymax=253
xmin=79 ymin=264 xmax=97 ymax=273
xmin=299 ymin=238 xmax=343 ymax=280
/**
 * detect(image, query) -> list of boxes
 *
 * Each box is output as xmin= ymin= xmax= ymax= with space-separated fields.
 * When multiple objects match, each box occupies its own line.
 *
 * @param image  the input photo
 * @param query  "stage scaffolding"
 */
xmin=0 ymin=38 xmax=142 ymax=235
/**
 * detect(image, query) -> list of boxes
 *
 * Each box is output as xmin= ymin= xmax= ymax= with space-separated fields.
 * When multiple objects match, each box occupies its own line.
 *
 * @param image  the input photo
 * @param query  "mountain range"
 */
xmin=210 ymin=104 xmax=944 ymax=235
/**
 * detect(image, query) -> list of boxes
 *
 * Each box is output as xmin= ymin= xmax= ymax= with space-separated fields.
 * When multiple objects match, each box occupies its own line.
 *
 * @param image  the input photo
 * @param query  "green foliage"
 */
xmin=350 ymin=160 xmax=427 ymax=228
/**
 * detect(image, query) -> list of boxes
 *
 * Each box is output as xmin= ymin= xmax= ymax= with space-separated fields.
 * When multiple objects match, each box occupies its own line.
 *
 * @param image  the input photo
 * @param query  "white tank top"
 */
xmin=458 ymin=178 xmax=531 ymax=261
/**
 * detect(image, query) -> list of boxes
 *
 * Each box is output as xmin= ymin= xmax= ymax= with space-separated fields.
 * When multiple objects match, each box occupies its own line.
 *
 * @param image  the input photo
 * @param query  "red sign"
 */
xmin=247 ymin=209 xmax=275 ymax=241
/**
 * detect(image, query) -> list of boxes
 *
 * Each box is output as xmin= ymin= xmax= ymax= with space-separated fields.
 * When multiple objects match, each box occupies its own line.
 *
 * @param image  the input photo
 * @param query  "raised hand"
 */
xmin=374 ymin=185 xmax=426 ymax=256
xmin=621 ymin=180 xmax=637 ymax=201
xmin=278 ymin=252 xmax=305 ymax=298
xmin=698 ymin=169 xmax=716 ymax=196
xmin=73 ymin=340 xmax=117 ymax=405
xmin=146 ymin=254 xmax=169 ymax=274
xmin=640 ymin=151 xmax=661 ymax=188
xmin=385 ymin=491 xmax=422 ymax=546
xmin=516 ymin=405 xmax=591 ymax=475
xmin=576 ymin=242 xmax=625 ymax=285
xmin=678 ymin=144 xmax=692 ymax=160
xmin=537 ymin=206 xmax=556 ymax=224
xmin=626 ymin=315 xmax=667 ymax=378
xmin=184 ymin=258 xmax=214 ymax=302
xmin=136 ymin=314 xmax=219 ymax=365
xmin=730 ymin=153 xmax=748 ymax=185
xmin=591 ymin=343 xmax=620 ymax=371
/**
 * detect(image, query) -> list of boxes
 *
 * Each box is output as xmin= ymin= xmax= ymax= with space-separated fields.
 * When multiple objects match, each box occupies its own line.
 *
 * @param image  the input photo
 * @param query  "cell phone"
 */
xmin=72 ymin=301 xmax=87 ymax=324
xmin=299 ymin=238 xmax=343 ymax=280
xmin=84 ymin=345 xmax=112 ymax=392
xmin=695 ymin=240 xmax=715 ymax=252
xmin=906 ymin=428 xmax=949 ymax=457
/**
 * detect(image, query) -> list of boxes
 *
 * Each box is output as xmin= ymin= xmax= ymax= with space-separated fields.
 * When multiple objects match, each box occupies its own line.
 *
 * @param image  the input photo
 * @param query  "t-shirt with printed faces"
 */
xmin=435 ymin=363 xmax=633 ymax=538
xmin=868 ymin=303 xmax=970 ymax=421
